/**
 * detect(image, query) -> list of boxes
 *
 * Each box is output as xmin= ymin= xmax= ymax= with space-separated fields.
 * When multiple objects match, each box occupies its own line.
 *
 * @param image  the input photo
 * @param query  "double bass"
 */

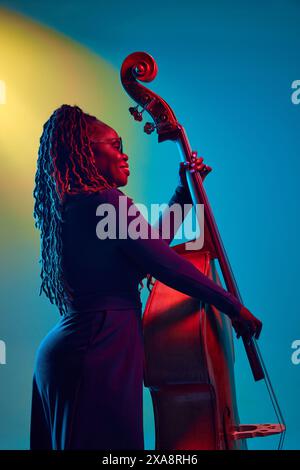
xmin=120 ymin=52 xmax=286 ymax=450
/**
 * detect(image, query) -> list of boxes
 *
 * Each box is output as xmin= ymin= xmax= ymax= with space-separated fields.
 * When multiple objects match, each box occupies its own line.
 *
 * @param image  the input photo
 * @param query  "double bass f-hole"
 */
xmin=120 ymin=51 xmax=286 ymax=450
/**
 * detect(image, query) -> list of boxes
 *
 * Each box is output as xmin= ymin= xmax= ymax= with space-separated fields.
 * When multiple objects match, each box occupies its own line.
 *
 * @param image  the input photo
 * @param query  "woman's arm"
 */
xmin=154 ymin=159 xmax=212 ymax=246
xmin=153 ymin=184 xmax=193 ymax=246
xmin=109 ymin=188 xmax=242 ymax=319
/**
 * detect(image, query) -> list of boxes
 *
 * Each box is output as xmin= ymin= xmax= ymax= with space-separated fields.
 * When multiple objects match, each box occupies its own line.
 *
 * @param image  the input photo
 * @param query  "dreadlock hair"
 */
xmin=33 ymin=104 xmax=150 ymax=316
xmin=33 ymin=104 xmax=116 ymax=315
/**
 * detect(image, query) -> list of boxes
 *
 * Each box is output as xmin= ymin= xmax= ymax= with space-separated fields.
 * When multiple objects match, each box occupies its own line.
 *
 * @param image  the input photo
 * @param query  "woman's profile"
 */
xmin=30 ymin=104 xmax=262 ymax=450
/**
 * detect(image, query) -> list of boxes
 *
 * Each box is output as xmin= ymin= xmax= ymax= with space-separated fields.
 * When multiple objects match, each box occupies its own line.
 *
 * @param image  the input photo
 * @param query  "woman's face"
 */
xmin=88 ymin=120 xmax=130 ymax=188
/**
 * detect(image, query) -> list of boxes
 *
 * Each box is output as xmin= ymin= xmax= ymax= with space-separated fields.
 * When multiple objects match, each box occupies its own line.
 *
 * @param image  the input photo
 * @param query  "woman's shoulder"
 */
xmin=103 ymin=187 xmax=133 ymax=206
xmin=63 ymin=187 xmax=133 ymax=213
xmin=63 ymin=187 xmax=116 ymax=204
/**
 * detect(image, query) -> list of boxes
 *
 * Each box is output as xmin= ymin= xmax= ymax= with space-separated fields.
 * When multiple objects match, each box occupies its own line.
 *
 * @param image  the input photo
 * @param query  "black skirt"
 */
xmin=30 ymin=304 xmax=144 ymax=450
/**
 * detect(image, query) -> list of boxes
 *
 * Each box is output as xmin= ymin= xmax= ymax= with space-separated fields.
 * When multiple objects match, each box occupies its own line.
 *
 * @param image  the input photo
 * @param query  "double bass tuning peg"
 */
xmin=129 ymin=105 xmax=144 ymax=122
xmin=144 ymin=121 xmax=157 ymax=135
xmin=128 ymin=105 xmax=157 ymax=134
xmin=129 ymin=96 xmax=155 ymax=123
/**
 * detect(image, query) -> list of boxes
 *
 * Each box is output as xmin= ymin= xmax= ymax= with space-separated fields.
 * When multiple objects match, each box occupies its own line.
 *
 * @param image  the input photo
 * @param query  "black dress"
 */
xmin=30 ymin=186 xmax=242 ymax=450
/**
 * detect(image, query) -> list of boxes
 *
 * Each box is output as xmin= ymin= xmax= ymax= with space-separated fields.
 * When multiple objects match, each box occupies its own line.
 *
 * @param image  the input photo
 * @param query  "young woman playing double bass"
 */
xmin=30 ymin=104 xmax=262 ymax=450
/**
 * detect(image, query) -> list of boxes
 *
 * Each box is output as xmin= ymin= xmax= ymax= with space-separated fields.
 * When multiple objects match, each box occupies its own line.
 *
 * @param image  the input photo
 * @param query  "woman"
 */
xmin=30 ymin=104 xmax=262 ymax=450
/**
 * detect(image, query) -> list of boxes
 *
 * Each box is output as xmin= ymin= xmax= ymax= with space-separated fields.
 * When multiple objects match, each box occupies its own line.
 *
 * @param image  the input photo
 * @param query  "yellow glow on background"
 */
xmin=0 ymin=81 xmax=6 ymax=104
xmin=0 ymin=7 xmax=138 ymax=247
xmin=0 ymin=8 xmax=154 ymax=451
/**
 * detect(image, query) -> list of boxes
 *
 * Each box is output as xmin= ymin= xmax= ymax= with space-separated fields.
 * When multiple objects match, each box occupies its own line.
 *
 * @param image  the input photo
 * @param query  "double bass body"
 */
xmin=120 ymin=50 xmax=285 ymax=450
xmin=143 ymin=242 xmax=246 ymax=450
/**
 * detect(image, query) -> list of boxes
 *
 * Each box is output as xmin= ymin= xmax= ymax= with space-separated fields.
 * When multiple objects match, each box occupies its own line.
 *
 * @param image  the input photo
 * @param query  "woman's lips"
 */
xmin=120 ymin=167 xmax=130 ymax=175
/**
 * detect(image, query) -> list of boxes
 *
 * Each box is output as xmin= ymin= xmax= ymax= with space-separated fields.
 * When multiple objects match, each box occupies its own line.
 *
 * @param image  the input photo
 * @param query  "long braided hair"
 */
xmin=33 ymin=104 xmax=116 ymax=315
xmin=33 ymin=104 xmax=151 ymax=316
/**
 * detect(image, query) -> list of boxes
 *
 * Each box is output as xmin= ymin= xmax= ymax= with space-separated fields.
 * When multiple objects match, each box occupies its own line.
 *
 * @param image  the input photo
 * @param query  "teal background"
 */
xmin=0 ymin=0 xmax=299 ymax=449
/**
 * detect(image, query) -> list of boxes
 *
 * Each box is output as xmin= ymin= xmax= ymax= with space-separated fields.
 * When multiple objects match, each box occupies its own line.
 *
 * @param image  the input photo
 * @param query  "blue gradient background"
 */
xmin=0 ymin=0 xmax=299 ymax=449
